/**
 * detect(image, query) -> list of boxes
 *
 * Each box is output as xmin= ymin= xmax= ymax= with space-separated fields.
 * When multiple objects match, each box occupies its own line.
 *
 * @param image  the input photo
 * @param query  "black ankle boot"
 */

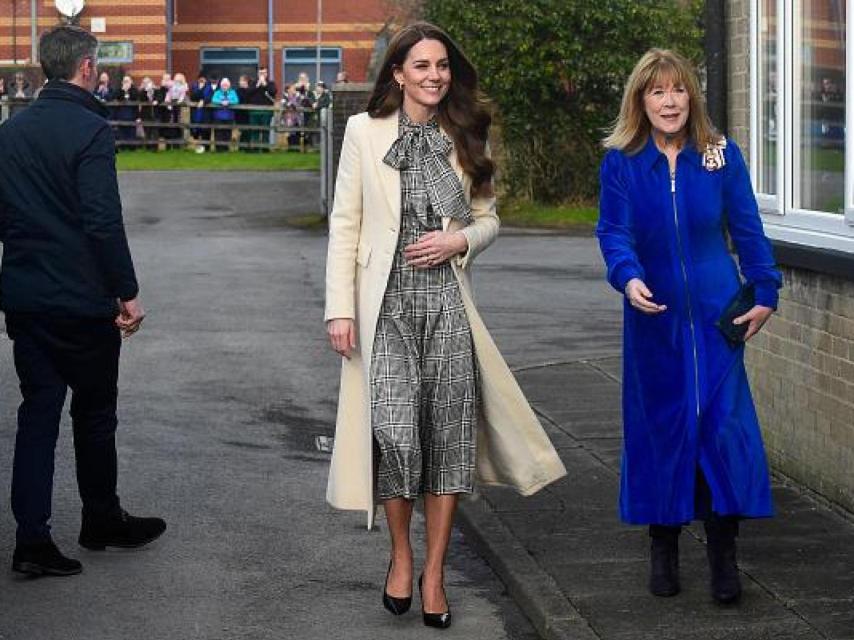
xmin=648 ymin=525 xmax=680 ymax=597
xmin=705 ymin=516 xmax=741 ymax=604
xmin=78 ymin=508 xmax=166 ymax=551
xmin=12 ymin=540 xmax=82 ymax=576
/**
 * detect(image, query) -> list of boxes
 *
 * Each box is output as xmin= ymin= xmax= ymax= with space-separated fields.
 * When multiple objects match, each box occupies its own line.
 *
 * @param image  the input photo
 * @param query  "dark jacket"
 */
xmin=114 ymin=85 xmax=140 ymax=122
xmin=0 ymin=80 xmax=138 ymax=318
xmin=189 ymin=81 xmax=214 ymax=123
xmin=247 ymin=81 xmax=277 ymax=106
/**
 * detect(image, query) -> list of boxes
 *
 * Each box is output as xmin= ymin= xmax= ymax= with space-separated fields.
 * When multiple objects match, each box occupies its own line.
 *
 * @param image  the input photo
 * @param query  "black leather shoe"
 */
xmin=12 ymin=540 xmax=82 ymax=576
xmin=78 ymin=509 xmax=166 ymax=551
xmin=419 ymin=574 xmax=452 ymax=629
xmin=705 ymin=517 xmax=742 ymax=604
xmin=382 ymin=560 xmax=412 ymax=615
xmin=648 ymin=525 xmax=681 ymax=597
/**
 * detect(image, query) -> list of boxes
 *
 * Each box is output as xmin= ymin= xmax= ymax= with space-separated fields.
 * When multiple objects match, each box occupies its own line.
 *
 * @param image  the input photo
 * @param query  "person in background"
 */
xmin=235 ymin=74 xmax=252 ymax=147
xmin=93 ymin=71 xmax=111 ymax=102
xmin=281 ymin=83 xmax=302 ymax=148
xmin=12 ymin=71 xmax=33 ymax=99
xmin=0 ymin=24 xmax=166 ymax=578
xmin=137 ymin=76 xmax=157 ymax=149
xmin=189 ymin=73 xmax=214 ymax=151
xmin=153 ymin=73 xmax=174 ymax=140
xmin=167 ymin=72 xmax=189 ymax=143
xmin=211 ymin=77 xmax=239 ymax=151
xmin=294 ymin=71 xmax=312 ymax=95
xmin=335 ymin=70 xmax=350 ymax=84
xmin=314 ymin=80 xmax=331 ymax=110
xmin=247 ymin=66 xmax=277 ymax=151
xmin=8 ymin=72 xmax=33 ymax=119
xmin=596 ymin=48 xmax=781 ymax=604
xmin=113 ymin=75 xmax=139 ymax=149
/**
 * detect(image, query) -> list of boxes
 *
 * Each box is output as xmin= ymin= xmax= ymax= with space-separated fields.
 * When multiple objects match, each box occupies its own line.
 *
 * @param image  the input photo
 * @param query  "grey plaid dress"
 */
xmin=370 ymin=111 xmax=478 ymax=500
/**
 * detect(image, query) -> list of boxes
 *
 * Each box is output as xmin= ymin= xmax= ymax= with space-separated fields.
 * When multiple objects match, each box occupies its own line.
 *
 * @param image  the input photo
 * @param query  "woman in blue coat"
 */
xmin=597 ymin=49 xmax=781 ymax=603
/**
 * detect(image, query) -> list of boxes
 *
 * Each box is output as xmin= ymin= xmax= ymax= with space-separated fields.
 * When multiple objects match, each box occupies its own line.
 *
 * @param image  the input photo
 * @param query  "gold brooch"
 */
xmin=702 ymin=138 xmax=727 ymax=171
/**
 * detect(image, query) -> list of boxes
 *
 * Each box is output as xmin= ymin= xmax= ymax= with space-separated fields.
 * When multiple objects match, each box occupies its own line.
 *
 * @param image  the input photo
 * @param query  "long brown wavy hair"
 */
xmin=367 ymin=22 xmax=494 ymax=194
xmin=603 ymin=48 xmax=721 ymax=155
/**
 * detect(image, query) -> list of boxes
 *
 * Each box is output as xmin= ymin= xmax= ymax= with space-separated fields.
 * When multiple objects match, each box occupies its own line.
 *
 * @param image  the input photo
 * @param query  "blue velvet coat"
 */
xmin=596 ymin=136 xmax=782 ymax=526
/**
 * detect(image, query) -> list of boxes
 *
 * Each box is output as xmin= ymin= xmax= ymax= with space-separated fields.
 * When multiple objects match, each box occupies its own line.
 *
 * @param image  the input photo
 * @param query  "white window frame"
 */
xmin=750 ymin=0 xmax=854 ymax=253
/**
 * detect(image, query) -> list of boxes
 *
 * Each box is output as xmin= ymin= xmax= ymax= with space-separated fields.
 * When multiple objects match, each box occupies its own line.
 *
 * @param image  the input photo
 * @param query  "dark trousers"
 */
xmin=5 ymin=314 xmax=122 ymax=543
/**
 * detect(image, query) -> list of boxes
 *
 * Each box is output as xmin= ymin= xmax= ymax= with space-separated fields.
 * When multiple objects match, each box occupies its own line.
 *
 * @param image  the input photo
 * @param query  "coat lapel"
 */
xmin=368 ymin=111 xmax=402 ymax=222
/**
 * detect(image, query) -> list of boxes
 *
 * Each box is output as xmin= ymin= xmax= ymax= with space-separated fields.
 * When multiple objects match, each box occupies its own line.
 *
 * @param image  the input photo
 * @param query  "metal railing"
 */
xmin=1 ymin=98 xmax=325 ymax=153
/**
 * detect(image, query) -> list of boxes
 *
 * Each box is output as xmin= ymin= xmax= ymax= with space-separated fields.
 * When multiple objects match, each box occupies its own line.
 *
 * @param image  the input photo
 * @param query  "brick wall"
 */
xmin=1 ymin=1 xmax=387 ymax=86
xmin=726 ymin=0 xmax=750 ymax=154
xmin=727 ymin=0 xmax=854 ymax=514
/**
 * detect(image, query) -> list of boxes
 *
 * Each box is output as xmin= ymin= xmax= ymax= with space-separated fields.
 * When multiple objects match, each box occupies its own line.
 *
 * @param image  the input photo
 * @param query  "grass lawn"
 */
xmin=285 ymin=202 xmax=601 ymax=232
xmin=116 ymin=149 xmax=321 ymax=172
xmin=499 ymin=200 xmax=599 ymax=230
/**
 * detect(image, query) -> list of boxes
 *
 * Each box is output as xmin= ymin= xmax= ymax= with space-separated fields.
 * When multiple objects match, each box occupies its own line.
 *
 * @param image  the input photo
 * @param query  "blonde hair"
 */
xmin=603 ymin=48 xmax=720 ymax=154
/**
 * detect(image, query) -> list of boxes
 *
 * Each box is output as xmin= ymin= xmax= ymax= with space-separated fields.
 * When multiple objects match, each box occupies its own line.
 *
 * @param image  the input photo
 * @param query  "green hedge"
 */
xmin=425 ymin=0 xmax=703 ymax=203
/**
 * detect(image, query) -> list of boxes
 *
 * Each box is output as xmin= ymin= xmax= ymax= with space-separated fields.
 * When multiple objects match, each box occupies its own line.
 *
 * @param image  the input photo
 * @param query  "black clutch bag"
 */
xmin=715 ymin=283 xmax=755 ymax=347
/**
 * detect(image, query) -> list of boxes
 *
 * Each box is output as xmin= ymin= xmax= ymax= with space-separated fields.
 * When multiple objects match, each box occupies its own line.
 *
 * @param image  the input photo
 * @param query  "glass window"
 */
xmin=282 ymin=48 xmax=342 ymax=87
xmin=795 ymin=1 xmax=846 ymax=213
xmin=757 ymin=0 xmax=778 ymax=195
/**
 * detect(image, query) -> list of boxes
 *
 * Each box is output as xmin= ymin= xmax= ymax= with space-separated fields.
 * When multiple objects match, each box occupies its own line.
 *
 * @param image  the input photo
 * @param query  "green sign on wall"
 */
xmin=97 ymin=41 xmax=134 ymax=64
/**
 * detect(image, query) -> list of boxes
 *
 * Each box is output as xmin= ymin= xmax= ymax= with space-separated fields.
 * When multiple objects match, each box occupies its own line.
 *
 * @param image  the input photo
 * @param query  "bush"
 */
xmin=424 ymin=0 xmax=703 ymax=203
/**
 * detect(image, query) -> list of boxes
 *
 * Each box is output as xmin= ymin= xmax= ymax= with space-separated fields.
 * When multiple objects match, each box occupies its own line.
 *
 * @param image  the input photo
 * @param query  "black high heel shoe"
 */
xmin=419 ymin=574 xmax=452 ymax=629
xmin=382 ymin=560 xmax=412 ymax=615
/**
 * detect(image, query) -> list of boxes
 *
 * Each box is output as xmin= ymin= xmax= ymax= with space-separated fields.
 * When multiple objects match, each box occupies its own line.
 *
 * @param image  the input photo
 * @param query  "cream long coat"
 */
xmin=324 ymin=110 xmax=566 ymax=529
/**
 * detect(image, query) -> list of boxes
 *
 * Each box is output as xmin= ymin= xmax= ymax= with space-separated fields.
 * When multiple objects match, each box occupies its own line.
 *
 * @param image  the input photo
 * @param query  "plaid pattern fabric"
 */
xmin=382 ymin=111 xmax=473 ymax=228
xmin=371 ymin=112 xmax=478 ymax=500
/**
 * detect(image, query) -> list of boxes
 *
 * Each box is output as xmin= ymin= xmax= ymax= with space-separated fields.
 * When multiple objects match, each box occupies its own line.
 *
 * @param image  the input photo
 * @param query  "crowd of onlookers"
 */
xmin=1 ymin=68 xmax=346 ymax=151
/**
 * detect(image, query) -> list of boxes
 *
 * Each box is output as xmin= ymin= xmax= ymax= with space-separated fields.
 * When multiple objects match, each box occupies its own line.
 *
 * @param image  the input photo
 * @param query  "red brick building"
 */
xmin=1 ymin=0 xmax=390 ymax=85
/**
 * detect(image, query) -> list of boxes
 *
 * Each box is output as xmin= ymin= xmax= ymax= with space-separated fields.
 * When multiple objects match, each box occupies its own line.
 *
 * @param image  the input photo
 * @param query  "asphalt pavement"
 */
xmin=2 ymin=169 xmax=852 ymax=640
xmin=0 ymin=171 xmax=539 ymax=640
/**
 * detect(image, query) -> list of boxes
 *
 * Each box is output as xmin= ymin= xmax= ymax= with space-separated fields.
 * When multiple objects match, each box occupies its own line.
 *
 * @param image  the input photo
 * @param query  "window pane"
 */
xmin=757 ymin=0 xmax=778 ymax=195
xmin=797 ymin=1 xmax=846 ymax=213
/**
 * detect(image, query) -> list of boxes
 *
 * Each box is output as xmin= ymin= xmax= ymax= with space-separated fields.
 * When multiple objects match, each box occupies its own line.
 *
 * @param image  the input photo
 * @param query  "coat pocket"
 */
xmin=356 ymin=241 xmax=372 ymax=268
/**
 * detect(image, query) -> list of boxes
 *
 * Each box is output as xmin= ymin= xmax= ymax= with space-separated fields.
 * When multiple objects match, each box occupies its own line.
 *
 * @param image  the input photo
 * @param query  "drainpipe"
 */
xmin=31 ymin=0 xmax=38 ymax=64
xmin=12 ymin=0 xmax=18 ymax=65
xmin=315 ymin=0 xmax=322 ymax=83
xmin=166 ymin=0 xmax=174 ymax=74
xmin=268 ymin=0 xmax=274 ymax=77
xmin=704 ymin=0 xmax=728 ymax=134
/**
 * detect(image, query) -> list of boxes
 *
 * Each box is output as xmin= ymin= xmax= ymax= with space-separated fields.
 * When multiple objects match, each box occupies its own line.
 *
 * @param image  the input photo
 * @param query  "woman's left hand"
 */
xmin=403 ymin=231 xmax=468 ymax=269
xmin=733 ymin=305 xmax=774 ymax=341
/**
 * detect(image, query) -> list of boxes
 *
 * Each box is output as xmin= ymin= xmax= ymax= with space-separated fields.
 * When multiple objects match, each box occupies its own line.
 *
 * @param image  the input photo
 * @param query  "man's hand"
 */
xmin=116 ymin=297 xmax=145 ymax=339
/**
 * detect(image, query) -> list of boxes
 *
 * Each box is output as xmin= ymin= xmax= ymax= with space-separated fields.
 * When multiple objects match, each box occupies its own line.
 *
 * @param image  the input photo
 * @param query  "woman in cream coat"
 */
xmin=325 ymin=22 xmax=565 ymax=627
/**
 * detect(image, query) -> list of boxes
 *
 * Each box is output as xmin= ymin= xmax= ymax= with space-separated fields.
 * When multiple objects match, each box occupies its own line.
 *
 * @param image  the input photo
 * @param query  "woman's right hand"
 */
xmin=327 ymin=318 xmax=356 ymax=359
xmin=625 ymin=278 xmax=667 ymax=314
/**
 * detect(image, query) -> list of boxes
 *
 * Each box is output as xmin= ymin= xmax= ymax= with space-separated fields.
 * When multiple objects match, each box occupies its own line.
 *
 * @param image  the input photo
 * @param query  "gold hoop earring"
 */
xmin=398 ymin=82 xmax=404 ymax=92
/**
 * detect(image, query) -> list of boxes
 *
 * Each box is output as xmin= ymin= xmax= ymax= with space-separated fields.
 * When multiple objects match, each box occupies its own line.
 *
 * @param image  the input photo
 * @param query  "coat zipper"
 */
xmin=670 ymin=168 xmax=701 ymax=419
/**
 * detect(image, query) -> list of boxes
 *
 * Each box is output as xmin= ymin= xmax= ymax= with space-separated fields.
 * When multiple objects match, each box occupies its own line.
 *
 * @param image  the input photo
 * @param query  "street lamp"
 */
xmin=55 ymin=0 xmax=86 ymax=25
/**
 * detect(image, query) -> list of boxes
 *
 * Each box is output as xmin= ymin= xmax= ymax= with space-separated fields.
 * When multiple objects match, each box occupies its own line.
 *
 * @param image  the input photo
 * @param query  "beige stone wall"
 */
xmin=728 ymin=1 xmax=854 ymax=513
xmin=747 ymin=270 xmax=854 ymax=510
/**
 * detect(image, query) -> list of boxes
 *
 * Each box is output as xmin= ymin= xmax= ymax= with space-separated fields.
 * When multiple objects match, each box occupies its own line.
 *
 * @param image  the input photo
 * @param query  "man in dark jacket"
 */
xmin=0 ymin=25 xmax=165 ymax=577
xmin=247 ymin=67 xmax=277 ymax=150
